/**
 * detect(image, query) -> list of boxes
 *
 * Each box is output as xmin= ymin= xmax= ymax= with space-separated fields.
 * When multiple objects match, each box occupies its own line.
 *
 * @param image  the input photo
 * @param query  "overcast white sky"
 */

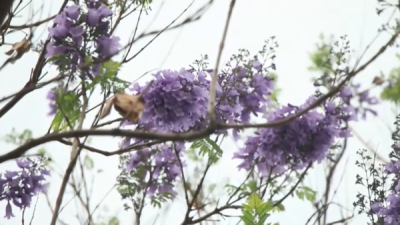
xmin=0 ymin=0 xmax=398 ymax=224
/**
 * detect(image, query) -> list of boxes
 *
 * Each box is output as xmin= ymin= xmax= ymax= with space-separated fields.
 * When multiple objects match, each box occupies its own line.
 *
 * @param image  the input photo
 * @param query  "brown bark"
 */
xmin=0 ymin=0 xmax=14 ymax=26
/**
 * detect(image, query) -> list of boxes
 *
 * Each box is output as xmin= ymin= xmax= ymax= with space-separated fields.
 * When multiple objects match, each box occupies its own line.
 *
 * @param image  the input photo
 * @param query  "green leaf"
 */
xmin=191 ymin=137 xmax=223 ymax=163
xmin=186 ymin=147 xmax=200 ymax=161
xmin=273 ymin=203 xmax=285 ymax=212
xmin=204 ymin=137 xmax=223 ymax=161
xmin=240 ymin=210 xmax=255 ymax=225
xmin=50 ymin=91 xmax=81 ymax=132
xmin=37 ymin=148 xmax=46 ymax=156
xmin=241 ymin=193 xmax=274 ymax=225
xmin=87 ymin=61 xmax=129 ymax=93
xmin=269 ymin=73 xmax=281 ymax=101
xmin=381 ymin=56 xmax=400 ymax=103
xmin=246 ymin=180 xmax=258 ymax=193
xmin=256 ymin=201 xmax=272 ymax=215
xmin=301 ymin=186 xmax=316 ymax=202
xmin=247 ymin=193 xmax=263 ymax=208
xmin=84 ymin=155 xmax=94 ymax=170
xmin=257 ymin=212 xmax=269 ymax=225
xmin=108 ymin=217 xmax=120 ymax=225
xmin=189 ymin=140 xmax=204 ymax=149
xmin=208 ymin=183 xmax=217 ymax=192
xmin=307 ymin=33 xmax=336 ymax=76
xmin=296 ymin=190 xmax=305 ymax=200
xmin=3 ymin=129 xmax=33 ymax=145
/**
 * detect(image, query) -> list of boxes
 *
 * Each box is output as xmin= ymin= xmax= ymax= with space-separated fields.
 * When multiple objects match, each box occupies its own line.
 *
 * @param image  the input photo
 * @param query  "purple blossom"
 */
xmin=234 ymin=95 xmax=349 ymax=174
xmin=46 ymin=2 xmax=118 ymax=78
xmin=48 ymin=25 xmax=69 ymax=39
xmin=338 ymin=86 xmax=353 ymax=102
xmin=96 ymin=36 xmax=121 ymax=57
xmin=252 ymin=60 xmax=262 ymax=70
xmin=64 ymin=4 xmax=80 ymax=20
xmin=129 ymin=65 xmax=274 ymax=135
xmin=124 ymin=142 xmax=185 ymax=197
xmin=386 ymin=161 xmax=400 ymax=174
xmin=371 ymin=202 xmax=382 ymax=214
xmin=4 ymin=202 xmax=14 ymax=219
xmin=131 ymin=69 xmax=210 ymax=133
xmin=1 ymin=158 xmax=50 ymax=219
xmin=69 ymin=26 xmax=85 ymax=47
xmin=87 ymin=3 xmax=113 ymax=27
xmin=46 ymin=89 xmax=58 ymax=116
xmin=45 ymin=43 xmax=67 ymax=59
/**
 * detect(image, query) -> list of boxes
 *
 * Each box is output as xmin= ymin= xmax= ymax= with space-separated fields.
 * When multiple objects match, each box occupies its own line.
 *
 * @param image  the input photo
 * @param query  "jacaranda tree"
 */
xmin=0 ymin=0 xmax=399 ymax=225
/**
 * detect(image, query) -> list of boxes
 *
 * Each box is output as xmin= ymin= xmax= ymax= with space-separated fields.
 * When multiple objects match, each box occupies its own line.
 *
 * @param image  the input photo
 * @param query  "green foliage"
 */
xmin=108 ymin=217 xmax=120 ymax=225
xmin=189 ymin=137 xmax=223 ymax=163
xmin=3 ymin=128 xmax=32 ymax=145
xmin=240 ymin=193 xmax=279 ymax=225
xmin=186 ymin=146 xmax=201 ymax=162
xmin=150 ymin=191 xmax=174 ymax=208
xmin=381 ymin=54 xmax=400 ymax=103
xmin=135 ymin=0 xmax=152 ymax=6
xmin=87 ymin=61 xmax=129 ymax=93
xmin=95 ymin=216 xmax=120 ymax=225
xmin=47 ymin=54 xmax=72 ymax=73
xmin=51 ymin=91 xmax=81 ymax=131
xmin=269 ymin=73 xmax=281 ymax=102
xmin=295 ymin=186 xmax=316 ymax=202
xmin=225 ymin=180 xmax=258 ymax=197
xmin=307 ymin=33 xmax=335 ymax=75
xmin=84 ymin=155 xmax=94 ymax=170
xmin=37 ymin=148 xmax=46 ymax=156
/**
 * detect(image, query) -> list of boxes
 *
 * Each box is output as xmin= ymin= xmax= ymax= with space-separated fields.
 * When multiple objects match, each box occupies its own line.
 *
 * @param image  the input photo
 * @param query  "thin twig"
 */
xmin=273 ymin=163 xmax=312 ymax=207
xmin=208 ymin=0 xmax=236 ymax=118
xmin=49 ymin=81 xmax=89 ymax=225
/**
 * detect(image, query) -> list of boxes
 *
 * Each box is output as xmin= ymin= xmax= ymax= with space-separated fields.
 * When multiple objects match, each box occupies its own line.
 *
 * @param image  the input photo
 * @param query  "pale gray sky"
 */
xmin=0 ymin=0 xmax=397 ymax=224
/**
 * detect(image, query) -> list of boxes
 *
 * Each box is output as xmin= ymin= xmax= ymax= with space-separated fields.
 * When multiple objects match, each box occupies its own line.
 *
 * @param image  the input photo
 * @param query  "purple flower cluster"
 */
xmin=128 ymin=60 xmax=274 ymax=135
xmin=371 ymin=194 xmax=400 ymax=225
xmin=130 ymin=69 xmax=210 ymax=133
xmin=233 ymin=84 xmax=368 ymax=174
xmin=339 ymin=84 xmax=379 ymax=120
xmin=46 ymin=1 xmax=120 ymax=76
xmin=120 ymin=61 xmax=274 ymax=196
xmin=1 ymin=158 xmax=50 ymax=219
xmin=368 ymin=145 xmax=400 ymax=224
xmin=232 ymin=80 xmax=380 ymax=175
xmin=216 ymin=62 xmax=274 ymax=125
xmin=124 ymin=142 xmax=185 ymax=197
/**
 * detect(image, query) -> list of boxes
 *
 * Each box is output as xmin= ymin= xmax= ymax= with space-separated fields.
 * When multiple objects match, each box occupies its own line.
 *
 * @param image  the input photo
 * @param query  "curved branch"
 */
xmin=0 ymin=1 xmax=69 ymax=118
xmin=8 ymin=15 xmax=55 ymax=29
xmin=0 ymin=0 xmax=14 ymax=27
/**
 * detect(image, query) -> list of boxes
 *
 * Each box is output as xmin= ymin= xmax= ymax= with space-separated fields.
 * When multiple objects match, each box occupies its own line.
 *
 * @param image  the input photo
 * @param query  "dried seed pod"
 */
xmin=5 ymin=38 xmax=31 ymax=63
xmin=99 ymin=81 xmax=153 ymax=122
xmin=99 ymin=96 xmax=115 ymax=119
xmin=99 ymin=92 xmax=145 ymax=123
xmin=113 ymin=92 xmax=145 ymax=123
xmin=372 ymin=76 xmax=384 ymax=85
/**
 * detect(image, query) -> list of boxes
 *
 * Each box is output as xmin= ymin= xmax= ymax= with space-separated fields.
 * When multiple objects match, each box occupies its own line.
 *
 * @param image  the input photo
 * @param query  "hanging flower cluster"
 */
xmin=233 ymin=82 xmax=379 ymax=175
xmin=45 ymin=1 xmax=121 ymax=77
xmin=1 ymin=159 xmax=50 ymax=219
xmin=128 ymin=60 xmax=274 ymax=134
xmin=118 ymin=58 xmax=275 ymax=198
xmin=123 ymin=141 xmax=185 ymax=198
